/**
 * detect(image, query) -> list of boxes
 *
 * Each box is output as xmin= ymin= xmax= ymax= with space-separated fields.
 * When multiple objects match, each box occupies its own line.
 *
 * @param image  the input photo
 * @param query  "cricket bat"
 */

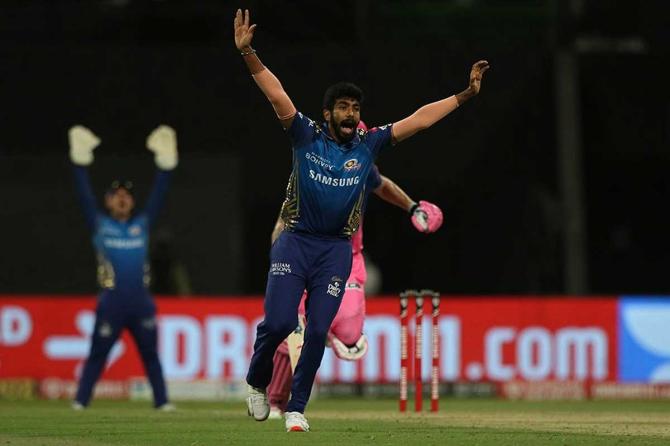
xmin=286 ymin=317 xmax=306 ymax=372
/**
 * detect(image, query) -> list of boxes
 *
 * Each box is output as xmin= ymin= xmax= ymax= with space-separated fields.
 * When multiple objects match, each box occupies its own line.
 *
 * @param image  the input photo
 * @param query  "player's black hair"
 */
xmin=322 ymin=82 xmax=364 ymax=111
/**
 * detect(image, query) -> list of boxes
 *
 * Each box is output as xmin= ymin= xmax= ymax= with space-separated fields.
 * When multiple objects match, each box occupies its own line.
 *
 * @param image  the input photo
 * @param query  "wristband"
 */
xmin=240 ymin=48 xmax=256 ymax=56
xmin=409 ymin=202 xmax=419 ymax=214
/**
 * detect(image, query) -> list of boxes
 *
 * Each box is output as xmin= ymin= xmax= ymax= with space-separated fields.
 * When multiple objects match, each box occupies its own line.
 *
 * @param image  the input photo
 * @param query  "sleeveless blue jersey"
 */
xmin=72 ymin=166 xmax=170 ymax=296
xmin=280 ymin=112 xmax=393 ymax=238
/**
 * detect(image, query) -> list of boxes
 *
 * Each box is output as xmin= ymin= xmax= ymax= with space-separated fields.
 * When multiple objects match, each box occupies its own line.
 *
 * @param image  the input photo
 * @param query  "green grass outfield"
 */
xmin=1 ymin=398 xmax=669 ymax=446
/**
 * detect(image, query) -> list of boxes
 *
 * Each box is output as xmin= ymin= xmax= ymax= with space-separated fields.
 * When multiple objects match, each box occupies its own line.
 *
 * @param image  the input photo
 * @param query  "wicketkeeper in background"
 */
xmin=68 ymin=124 xmax=178 ymax=410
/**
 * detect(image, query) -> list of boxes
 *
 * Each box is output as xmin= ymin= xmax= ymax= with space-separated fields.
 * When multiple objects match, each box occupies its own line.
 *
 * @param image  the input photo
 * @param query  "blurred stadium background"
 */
xmin=2 ymin=0 xmax=670 ymax=414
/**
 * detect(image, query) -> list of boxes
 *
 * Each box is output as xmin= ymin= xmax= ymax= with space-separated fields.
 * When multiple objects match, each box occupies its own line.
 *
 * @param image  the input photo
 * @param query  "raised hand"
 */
xmin=146 ymin=125 xmax=178 ymax=171
xmin=69 ymin=125 xmax=100 ymax=166
xmin=234 ymin=8 xmax=257 ymax=50
xmin=468 ymin=60 xmax=490 ymax=96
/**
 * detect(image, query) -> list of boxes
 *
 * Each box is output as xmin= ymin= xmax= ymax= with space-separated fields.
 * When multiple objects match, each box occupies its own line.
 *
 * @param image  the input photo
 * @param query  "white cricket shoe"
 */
xmin=156 ymin=403 xmax=176 ymax=412
xmin=71 ymin=401 xmax=86 ymax=411
xmin=285 ymin=411 xmax=309 ymax=432
xmin=268 ymin=407 xmax=283 ymax=420
xmin=246 ymin=385 xmax=270 ymax=421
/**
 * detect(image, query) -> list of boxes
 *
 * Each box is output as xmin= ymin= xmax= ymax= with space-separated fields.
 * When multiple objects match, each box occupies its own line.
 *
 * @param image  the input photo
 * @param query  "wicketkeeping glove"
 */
xmin=410 ymin=200 xmax=443 ymax=233
xmin=68 ymin=125 xmax=100 ymax=166
xmin=146 ymin=125 xmax=178 ymax=170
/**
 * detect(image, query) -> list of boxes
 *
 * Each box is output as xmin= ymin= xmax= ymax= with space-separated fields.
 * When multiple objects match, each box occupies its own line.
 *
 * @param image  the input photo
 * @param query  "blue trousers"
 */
xmin=246 ymin=231 xmax=352 ymax=413
xmin=75 ymin=292 xmax=168 ymax=407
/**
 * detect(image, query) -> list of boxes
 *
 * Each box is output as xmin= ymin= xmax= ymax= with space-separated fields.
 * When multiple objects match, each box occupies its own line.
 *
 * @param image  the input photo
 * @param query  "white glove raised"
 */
xmin=68 ymin=125 xmax=100 ymax=166
xmin=146 ymin=125 xmax=178 ymax=170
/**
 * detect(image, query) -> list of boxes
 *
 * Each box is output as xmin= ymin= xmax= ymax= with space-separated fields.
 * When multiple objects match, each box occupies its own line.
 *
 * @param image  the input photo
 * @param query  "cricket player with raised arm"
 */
xmin=234 ymin=8 xmax=488 ymax=432
xmin=267 ymin=158 xmax=444 ymax=419
xmin=69 ymin=124 xmax=178 ymax=410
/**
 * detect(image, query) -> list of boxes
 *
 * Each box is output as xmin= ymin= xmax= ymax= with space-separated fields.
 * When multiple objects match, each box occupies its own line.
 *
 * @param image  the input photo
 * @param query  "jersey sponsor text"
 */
xmin=305 ymin=152 xmax=335 ymax=171
xmin=309 ymin=170 xmax=360 ymax=187
xmin=102 ymin=238 xmax=145 ymax=249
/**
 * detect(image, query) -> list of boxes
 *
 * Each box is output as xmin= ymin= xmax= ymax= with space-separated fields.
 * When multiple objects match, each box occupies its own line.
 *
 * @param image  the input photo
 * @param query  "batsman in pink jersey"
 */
xmin=266 ymin=153 xmax=443 ymax=418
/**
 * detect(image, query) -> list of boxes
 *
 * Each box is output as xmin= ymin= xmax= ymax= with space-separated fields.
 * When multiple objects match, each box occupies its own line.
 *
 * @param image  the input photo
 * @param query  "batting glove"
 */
xmin=410 ymin=200 xmax=443 ymax=233
xmin=330 ymin=333 xmax=368 ymax=361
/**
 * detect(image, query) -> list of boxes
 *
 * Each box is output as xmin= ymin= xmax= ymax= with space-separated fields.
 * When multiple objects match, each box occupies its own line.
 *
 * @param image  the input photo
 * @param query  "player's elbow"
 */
xmin=267 ymin=94 xmax=283 ymax=108
xmin=374 ymin=180 xmax=390 ymax=197
xmin=413 ymin=116 xmax=432 ymax=132
xmin=267 ymin=96 xmax=296 ymax=121
xmin=402 ymin=114 xmax=430 ymax=137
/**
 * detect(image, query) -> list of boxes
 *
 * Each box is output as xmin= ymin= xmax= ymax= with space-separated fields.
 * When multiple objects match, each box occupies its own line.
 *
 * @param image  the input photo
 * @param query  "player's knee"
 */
xmin=305 ymin=323 xmax=330 ymax=342
xmin=88 ymin=348 xmax=110 ymax=361
xmin=265 ymin=318 xmax=296 ymax=339
xmin=138 ymin=346 xmax=158 ymax=360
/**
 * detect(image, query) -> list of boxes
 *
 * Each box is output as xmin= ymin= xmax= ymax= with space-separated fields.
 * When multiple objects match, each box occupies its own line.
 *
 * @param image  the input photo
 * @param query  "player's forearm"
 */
xmin=455 ymin=86 xmax=477 ymax=106
xmin=241 ymin=47 xmax=297 ymax=120
xmin=144 ymin=170 xmax=171 ymax=226
xmin=72 ymin=165 xmax=98 ymax=231
xmin=392 ymin=95 xmax=459 ymax=143
xmin=374 ymin=176 xmax=415 ymax=212
xmin=240 ymin=46 xmax=264 ymax=75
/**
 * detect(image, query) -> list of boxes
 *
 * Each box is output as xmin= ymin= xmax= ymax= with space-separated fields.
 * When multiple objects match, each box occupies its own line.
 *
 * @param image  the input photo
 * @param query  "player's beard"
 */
xmin=330 ymin=116 xmax=358 ymax=143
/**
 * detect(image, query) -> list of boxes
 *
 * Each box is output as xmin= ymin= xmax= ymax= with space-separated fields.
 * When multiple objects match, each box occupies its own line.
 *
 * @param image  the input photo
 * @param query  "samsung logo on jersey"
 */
xmin=309 ymin=170 xmax=360 ymax=187
xmin=103 ymin=238 xmax=145 ymax=249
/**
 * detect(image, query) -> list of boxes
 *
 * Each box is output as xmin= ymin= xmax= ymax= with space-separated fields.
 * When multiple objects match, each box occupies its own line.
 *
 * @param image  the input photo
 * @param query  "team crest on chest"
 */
xmin=129 ymin=225 xmax=142 ymax=236
xmin=343 ymin=158 xmax=361 ymax=171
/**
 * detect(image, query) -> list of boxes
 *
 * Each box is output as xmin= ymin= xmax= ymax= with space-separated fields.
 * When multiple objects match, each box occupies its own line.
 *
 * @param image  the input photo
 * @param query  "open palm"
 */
xmin=234 ymin=9 xmax=257 ymax=50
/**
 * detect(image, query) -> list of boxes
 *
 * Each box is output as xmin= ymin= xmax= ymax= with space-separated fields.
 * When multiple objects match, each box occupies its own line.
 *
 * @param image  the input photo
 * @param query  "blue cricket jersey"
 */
xmin=280 ymin=112 xmax=393 ymax=238
xmin=72 ymin=166 xmax=170 ymax=296
xmin=365 ymin=164 xmax=382 ymax=197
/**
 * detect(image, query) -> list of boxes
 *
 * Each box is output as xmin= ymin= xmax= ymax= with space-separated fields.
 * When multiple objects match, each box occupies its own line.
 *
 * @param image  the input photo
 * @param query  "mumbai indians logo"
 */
xmin=343 ymin=158 xmax=361 ymax=171
xmin=129 ymin=225 xmax=142 ymax=236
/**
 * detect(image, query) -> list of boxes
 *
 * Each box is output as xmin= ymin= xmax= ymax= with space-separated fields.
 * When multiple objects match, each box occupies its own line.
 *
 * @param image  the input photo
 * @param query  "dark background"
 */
xmin=1 ymin=0 xmax=668 ymax=295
